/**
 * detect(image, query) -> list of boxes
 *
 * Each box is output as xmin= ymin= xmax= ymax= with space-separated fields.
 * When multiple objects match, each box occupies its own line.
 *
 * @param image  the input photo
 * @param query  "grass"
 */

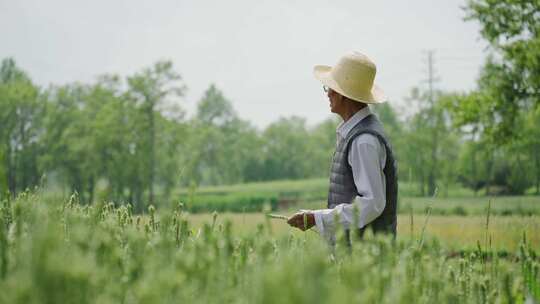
xmin=174 ymin=178 xmax=540 ymax=215
xmin=175 ymin=178 xmax=328 ymax=212
xmin=1 ymin=191 xmax=539 ymax=303
xmin=291 ymin=196 xmax=540 ymax=217
xmin=186 ymin=213 xmax=540 ymax=252
xmin=399 ymin=195 xmax=540 ymax=216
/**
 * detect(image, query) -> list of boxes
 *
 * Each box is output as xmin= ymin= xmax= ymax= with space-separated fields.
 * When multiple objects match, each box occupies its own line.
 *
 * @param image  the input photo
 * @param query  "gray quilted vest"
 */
xmin=327 ymin=113 xmax=398 ymax=237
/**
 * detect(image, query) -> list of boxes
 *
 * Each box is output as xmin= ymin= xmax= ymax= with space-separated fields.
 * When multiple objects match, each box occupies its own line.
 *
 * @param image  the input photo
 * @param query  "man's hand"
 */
xmin=287 ymin=212 xmax=315 ymax=231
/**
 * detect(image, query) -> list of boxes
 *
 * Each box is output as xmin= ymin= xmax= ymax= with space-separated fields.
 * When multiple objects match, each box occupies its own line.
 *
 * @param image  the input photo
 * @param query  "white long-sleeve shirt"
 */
xmin=312 ymin=107 xmax=387 ymax=243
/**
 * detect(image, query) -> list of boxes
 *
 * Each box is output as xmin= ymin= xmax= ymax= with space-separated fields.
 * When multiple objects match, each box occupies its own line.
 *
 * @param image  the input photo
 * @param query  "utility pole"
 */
xmin=424 ymin=50 xmax=440 ymax=197
xmin=427 ymin=51 xmax=435 ymax=107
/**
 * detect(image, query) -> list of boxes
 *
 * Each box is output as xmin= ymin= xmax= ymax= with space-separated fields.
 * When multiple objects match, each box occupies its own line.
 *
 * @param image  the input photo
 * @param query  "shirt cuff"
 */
xmin=312 ymin=209 xmax=337 ymax=244
xmin=313 ymin=210 xmax=325 ymax=235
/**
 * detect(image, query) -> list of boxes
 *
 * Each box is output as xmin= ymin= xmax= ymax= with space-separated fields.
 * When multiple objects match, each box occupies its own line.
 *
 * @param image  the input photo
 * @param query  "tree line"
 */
xmin=0 ymin=59 xmax=343 ymax=211
xmin=1 ymin=0 xmax=538 ymax=210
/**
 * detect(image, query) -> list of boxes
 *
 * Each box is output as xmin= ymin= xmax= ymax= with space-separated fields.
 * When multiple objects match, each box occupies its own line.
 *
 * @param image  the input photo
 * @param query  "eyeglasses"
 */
xmin=323 ymin=85 xmax=329 ymax=93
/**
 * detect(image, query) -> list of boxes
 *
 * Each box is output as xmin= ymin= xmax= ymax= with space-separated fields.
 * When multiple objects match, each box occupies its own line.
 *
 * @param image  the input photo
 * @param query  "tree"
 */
xmin=261 ymin=117 xmax=313 ymax=180
xmin=401 ymin=89 xmax=461 ymax=196
xmin=85 ymin=76 xmax=137 ymax=204
xmin=461 ymin=0 xmax=540 ymax=142
xmin=0 ymin=58 xmax=42 ymax=198
xmin=188 ymin=85 xmax=261 ymax=185
xmin=309 ymin=117 xmax=340 ymax=178
xmin=196 ymin=84 xmax=236 ymax=127
xmin=401 ymin=110 xmax=431 ymax=196
xmin=154 ymin=114 xmax=189 ymax=203
xmin=41 ymin=84 xmax=98 ymax=203
xmin=517 ymin=106 xmax=540 ymax=194
xmin=448 ymin=0 xmax=540 ymax=194
xmin=127 ymin=61 xmax=185 ymax=205
xmin=372 ymin=103 xmax=402 ymax=140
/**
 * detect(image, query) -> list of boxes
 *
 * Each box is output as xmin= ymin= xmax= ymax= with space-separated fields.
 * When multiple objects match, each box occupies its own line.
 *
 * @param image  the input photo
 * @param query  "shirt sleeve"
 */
xmin=313 ymin=134 xmax=386 ymax=242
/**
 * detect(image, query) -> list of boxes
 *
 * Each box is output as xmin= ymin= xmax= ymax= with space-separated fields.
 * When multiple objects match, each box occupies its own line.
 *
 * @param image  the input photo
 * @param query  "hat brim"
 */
xmin=313 ymin=65 xmax=387 ymax=104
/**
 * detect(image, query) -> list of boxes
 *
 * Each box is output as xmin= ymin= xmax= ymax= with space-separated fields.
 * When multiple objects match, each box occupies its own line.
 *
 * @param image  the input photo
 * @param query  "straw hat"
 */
xmin=314 ymin=51 xmax=386 ymax=104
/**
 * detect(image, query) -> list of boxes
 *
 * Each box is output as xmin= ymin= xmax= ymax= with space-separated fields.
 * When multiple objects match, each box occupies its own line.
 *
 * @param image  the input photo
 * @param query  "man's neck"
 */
xmin=339 ymin=104 xmax=367 ymax=122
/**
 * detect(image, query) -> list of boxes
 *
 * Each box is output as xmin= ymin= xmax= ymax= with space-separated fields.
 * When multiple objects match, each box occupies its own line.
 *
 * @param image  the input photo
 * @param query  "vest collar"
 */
xmin=336 ymin=106 xmax=372 ymax=139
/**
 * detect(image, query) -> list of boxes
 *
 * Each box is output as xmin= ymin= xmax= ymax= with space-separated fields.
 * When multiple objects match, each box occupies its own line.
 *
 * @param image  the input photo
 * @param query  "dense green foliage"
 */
xmin=1 ymin=58 xmax=538 ymax=213
xmin=457 ymin=0 xmax=540 ymax=142
xmin=0 ymin=61 xmax=341 ymax=209
xmin=446 ymin=0 xmax=540 ymax=194
xmin=178 ymin=178 xmax=327 ymax=213
xmin=0 ymin=193 xmax=538 ymax=303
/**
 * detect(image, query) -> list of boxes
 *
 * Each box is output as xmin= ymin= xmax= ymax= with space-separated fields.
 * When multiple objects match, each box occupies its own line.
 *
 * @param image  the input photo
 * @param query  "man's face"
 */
xmin=325 ymin=86 xmax=344 ymax=114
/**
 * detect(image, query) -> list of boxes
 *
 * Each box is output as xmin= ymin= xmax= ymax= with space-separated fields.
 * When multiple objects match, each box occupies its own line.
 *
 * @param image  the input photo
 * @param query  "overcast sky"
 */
xmin=1 ymin=0 xmax=487 ymax=127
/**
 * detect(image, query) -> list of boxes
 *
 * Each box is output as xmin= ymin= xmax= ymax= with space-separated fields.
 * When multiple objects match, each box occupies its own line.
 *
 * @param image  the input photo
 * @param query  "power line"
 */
xmin=438 ymin=57 xmax=482 ymax=61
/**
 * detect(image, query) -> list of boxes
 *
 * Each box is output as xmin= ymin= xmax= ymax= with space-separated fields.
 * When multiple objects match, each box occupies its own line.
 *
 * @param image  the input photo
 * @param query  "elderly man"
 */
xmin=287 ymin=52 xmax=398 ymax=243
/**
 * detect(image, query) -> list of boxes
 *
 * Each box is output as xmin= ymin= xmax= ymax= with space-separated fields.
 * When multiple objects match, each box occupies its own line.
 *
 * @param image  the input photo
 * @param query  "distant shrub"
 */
xmin=184 ymin=192 xmax=279 ymax=213
xmin=451 ymin=206 xmax=468 ymax=216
